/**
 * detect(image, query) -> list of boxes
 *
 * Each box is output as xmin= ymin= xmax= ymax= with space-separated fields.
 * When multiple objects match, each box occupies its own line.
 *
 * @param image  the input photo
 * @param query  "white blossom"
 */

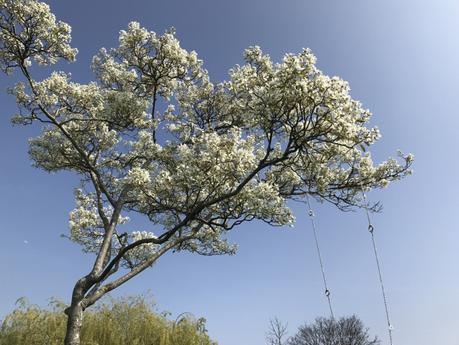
xmin=122 ymin=231 xmax=159 ymax=266
xmin=0 ymin=0 xmax=77 ymax=73
xmin=1 ymin=1 xmax=412 ymax=288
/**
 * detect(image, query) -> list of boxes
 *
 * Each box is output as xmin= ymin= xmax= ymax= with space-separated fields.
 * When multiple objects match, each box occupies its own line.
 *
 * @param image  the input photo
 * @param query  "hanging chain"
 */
xmin=362 ymin=192 xmax=394 ymax=345
xmin=306 ymin=194 xmax=335 ymax=319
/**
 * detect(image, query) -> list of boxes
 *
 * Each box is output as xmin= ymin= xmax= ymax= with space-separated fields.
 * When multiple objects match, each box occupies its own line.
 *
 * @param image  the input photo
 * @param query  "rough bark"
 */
xmin=64 ymin=301 xmax=84 ymax=345
xmin=64 ymin=281 xmax=88 ymax=345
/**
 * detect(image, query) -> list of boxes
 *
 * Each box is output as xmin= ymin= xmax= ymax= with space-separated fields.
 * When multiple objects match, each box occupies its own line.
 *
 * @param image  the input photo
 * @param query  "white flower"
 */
xmin=125 ymin=167 xmax=151 ymax=187
xmin=1 ymin=3 xmax=412 ymax=266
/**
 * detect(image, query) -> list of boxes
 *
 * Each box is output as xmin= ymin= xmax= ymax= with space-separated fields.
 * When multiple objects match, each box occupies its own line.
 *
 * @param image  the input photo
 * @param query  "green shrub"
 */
xmin=0 ymin=296 xmax=217 ymax=345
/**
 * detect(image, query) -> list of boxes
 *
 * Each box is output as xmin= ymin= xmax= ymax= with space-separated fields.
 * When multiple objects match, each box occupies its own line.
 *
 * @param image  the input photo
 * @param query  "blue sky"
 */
xmin=1 ymin=1 xmax=458 ymax=344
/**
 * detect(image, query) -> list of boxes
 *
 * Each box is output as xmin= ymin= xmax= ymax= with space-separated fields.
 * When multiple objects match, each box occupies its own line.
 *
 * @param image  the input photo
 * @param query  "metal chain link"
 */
xmin=306 ymin=194 xmax=335 ymax=319
xmin=362 ymin=192 xmax=394 ymax=345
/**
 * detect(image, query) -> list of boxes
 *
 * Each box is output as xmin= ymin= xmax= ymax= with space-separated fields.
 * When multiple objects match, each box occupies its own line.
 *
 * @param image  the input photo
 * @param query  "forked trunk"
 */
xmin=64 ymin=301 xmax=84 ymax=345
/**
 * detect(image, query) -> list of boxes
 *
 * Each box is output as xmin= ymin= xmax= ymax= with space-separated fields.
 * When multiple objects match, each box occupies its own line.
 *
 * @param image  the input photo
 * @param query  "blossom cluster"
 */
xmin=0 ymin=0 xmax=77 ymax=73
xmin=122 ymin=231 xmax=159 ymax=266
xmin=1 ymin=0 xmax=412 ymax=263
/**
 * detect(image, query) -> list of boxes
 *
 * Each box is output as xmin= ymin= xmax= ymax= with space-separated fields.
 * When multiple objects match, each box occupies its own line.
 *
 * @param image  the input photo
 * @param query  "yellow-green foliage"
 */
xmin=0 ymin=296 xmax=217 ymax=345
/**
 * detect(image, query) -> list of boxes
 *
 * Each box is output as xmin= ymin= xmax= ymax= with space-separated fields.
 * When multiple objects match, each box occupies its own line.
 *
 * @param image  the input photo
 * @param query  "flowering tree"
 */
xmin=0 ymin=1 xmax=412 ymax=344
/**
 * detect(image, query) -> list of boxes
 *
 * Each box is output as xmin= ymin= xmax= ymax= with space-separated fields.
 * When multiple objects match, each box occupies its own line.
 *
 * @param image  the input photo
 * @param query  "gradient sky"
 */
xmin=1 ymin=1 xmax=458 ymax=344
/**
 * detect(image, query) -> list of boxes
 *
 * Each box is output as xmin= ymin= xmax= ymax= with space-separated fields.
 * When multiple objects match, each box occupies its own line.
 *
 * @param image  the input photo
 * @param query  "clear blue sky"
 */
xmin=1 ymin=1 xmax=458 ymax=344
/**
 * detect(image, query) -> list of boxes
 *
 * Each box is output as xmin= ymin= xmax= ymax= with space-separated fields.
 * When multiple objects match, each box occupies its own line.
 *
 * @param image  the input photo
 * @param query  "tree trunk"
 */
xmin=64 ymin=300 xmax=84 ymax=345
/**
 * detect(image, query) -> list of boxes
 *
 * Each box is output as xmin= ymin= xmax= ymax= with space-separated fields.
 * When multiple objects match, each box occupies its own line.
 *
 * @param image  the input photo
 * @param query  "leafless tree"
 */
xmin=267 ymin=317 xmax=289 ymax=345
xmin=288 ymin=315 xmax=380 ymax=345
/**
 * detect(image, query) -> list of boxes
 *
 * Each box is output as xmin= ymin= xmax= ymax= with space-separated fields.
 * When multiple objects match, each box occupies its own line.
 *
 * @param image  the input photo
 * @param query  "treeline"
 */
xmin=0 ymin=296 xmax=216 ymax=345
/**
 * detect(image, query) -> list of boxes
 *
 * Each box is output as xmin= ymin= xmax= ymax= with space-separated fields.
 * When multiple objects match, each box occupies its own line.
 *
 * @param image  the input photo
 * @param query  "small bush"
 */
xmin=0 ymin=295 xmax=217 ymax=345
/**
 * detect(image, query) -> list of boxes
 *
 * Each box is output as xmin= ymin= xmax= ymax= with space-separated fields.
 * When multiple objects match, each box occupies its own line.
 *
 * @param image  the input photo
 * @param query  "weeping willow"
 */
xmin=0 ymin=296 xmax=216 ymax=345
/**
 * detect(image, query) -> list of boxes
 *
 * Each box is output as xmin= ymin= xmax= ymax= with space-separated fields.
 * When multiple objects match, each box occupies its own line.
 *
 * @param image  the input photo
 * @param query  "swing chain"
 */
xmin=361 ymin=191 xmax=394 ymax=345
xmin=306 ymin=194 xmax=335 ymax=320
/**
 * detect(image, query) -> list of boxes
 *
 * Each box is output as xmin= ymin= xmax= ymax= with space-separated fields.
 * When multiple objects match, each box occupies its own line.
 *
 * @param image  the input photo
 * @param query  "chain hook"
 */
xmin=368 ymin=224 xmax=374 ymax=233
